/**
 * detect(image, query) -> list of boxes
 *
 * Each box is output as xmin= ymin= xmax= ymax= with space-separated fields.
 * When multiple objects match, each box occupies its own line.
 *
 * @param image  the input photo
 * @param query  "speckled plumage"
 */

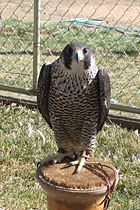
xmin=37 ymin=43 xmax=111 ymax=156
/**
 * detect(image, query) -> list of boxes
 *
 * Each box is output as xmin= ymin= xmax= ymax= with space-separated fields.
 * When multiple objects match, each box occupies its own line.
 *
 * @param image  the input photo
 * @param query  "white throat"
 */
xmin=71 ymin=60 xmax=85 ymax=74
xmin=70 ymin=56 xmax=98 ymax=79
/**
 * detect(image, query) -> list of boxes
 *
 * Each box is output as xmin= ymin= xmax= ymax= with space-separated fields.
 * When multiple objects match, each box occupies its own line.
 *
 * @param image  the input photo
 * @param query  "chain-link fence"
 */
xmin=0 ymin=0 xmax=38 ymax=94
xmin=0 ymin=0 xmax=140 ymax=115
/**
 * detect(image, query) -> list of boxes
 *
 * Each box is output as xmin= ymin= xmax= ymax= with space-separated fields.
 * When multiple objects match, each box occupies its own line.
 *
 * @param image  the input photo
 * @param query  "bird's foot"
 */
xmin=68 ymin=151 xmax=90 ymax=173
xmin=37 ymin=152 xmax=75 ymax=167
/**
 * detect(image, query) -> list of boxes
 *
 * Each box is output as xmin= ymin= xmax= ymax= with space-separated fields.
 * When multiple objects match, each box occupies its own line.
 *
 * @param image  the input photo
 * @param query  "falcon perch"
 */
xmin=37 ymin=43 xmax=111 ymax=173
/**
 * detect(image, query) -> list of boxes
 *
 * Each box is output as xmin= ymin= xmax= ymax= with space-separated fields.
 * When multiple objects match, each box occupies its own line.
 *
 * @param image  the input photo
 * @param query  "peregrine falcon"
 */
xmin=37 ymin=43 xmax=111 ymax=173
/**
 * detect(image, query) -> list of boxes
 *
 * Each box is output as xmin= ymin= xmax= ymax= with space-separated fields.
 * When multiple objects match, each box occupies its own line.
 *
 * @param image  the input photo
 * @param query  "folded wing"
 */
xmin=37 ymin=63 xmax=52 ymax=129
xmin=97 ymin=69 xmax=111 ymax=132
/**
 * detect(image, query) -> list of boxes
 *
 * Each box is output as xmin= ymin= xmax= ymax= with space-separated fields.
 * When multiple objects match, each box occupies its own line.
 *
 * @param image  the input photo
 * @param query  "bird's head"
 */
xmin=60 ymin=43 xmax=94 ymax=71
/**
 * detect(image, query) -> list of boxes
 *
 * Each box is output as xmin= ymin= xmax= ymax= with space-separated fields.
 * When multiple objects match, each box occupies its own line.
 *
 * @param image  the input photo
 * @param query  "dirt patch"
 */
xmin=1 ymin=0 xmax=140 ymax=27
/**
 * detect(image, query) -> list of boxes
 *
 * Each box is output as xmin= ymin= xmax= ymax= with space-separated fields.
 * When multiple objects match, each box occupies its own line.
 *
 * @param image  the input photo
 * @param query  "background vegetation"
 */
xmin=0 ymin=104 xmax=140 ymax=210
xmin=1 ymin=19 xmax=140 ymax=106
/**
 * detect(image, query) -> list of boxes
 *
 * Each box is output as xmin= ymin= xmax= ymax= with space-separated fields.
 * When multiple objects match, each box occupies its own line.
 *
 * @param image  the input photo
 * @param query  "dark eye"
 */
xmin=67 ymin=46 xmax=73 ymax=56
xmin=83 ymin=47 xmax=88 ymax=54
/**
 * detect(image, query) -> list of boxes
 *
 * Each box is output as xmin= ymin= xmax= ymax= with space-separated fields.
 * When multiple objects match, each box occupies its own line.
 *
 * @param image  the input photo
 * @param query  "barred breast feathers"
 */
xmin=51 ymin=56 xmax=99 ymax=94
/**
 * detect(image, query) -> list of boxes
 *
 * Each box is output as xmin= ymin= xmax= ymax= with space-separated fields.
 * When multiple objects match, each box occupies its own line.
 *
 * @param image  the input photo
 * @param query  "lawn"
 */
xmin=0 ymin=104 xmax=140 ymax=210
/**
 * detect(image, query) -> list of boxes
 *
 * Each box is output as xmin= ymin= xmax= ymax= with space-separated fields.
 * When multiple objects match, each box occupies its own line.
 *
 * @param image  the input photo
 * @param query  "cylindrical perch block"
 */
xmin=36 ymin=158 xmax=119 ymax=210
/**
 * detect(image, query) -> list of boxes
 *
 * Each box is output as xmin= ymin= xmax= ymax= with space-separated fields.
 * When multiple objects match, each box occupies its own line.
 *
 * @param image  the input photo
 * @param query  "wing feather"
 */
xmin=37 ymin=63 xmax=52 ymax=129
xmin=97 ymin=69 xmax=111 ymax=132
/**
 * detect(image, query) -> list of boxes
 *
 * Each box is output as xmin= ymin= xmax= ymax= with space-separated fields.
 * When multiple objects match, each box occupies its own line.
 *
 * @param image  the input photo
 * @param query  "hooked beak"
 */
xmin=75 ymin=50 xmax=84 ymax=63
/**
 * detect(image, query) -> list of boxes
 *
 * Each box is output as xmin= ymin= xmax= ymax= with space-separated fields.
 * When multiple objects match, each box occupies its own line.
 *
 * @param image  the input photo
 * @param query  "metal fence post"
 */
xmin=33 ymin=0 xmax=41 ymax=94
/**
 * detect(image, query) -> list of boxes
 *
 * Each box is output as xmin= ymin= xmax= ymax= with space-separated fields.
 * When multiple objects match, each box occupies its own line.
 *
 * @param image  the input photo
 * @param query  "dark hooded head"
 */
xmin=60 ymin=43 xmax=93 ymax=70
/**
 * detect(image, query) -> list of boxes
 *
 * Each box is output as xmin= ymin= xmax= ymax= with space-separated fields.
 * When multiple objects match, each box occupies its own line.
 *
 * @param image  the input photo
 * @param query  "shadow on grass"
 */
xmin=112 ymin=49 xmax=139 ymax=57
xmin=0 ymin=50 xmax=61 ymax=56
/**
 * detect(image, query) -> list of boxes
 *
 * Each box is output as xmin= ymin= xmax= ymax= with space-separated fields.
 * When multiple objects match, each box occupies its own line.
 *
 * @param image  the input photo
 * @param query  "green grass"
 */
xmin=0 ymin=19 xmax=140 ymax=106
xmin=0 ymin=104 xmax=140 ymax=209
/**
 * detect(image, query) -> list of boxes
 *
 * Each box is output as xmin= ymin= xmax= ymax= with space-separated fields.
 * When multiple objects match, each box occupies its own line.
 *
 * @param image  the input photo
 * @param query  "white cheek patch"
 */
xmin=89 ymin=56 xmax=98 ymax=78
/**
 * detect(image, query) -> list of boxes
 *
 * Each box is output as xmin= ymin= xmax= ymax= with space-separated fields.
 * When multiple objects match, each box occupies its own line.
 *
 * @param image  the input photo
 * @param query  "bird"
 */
xmin=37 ymin=43 xmax=111 ymax=173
